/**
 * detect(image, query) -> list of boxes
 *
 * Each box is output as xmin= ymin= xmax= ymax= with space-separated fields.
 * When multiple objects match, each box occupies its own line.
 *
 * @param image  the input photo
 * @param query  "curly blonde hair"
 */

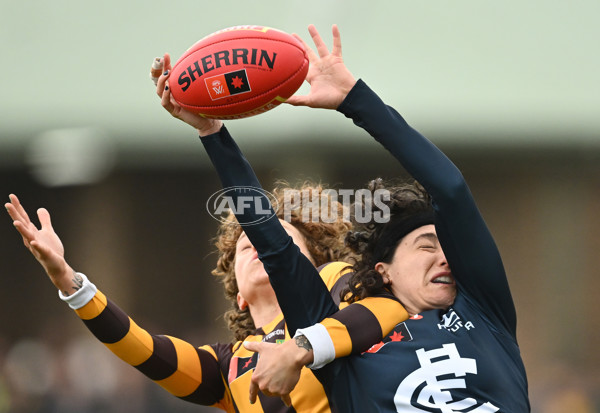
xmin=211 ymin=182 xmax=354 ymax=342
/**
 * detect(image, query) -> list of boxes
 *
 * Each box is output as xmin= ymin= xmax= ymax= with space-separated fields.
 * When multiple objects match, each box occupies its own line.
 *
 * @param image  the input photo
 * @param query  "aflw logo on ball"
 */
xmin=206 ymin=186 xmax=279 ymax=225
xmin=205 ymin=69 xmax=251 ymax=100
xmin=178 ymin=49 xmax=277 ymax=92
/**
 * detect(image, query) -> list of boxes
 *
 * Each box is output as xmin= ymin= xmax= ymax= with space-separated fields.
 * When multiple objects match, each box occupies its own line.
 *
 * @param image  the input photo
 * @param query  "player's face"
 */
xmin=234 ymin=220 xmax=315 ymax=308
xmin=377 ymin=225 xmax=456 ymax=316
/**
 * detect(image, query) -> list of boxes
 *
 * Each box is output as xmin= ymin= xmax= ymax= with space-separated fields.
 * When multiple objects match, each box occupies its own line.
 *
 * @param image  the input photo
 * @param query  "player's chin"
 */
xmin=431 ymin=285 xmax=457 ymax=307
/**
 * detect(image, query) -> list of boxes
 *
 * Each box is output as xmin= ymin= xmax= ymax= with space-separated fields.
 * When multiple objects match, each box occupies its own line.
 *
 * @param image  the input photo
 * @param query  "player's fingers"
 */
xmin=163 ymin=52 xmax=172 ymax=71
xmin=307 ymin=24 xmax=330 ymax=58
xmin=161 ymin=83 xmax=175 ymax=113
xmin=5 ymin=201 xmax=20 ymax=223
xmin=150 ymin=57 xmax=163 ymax=86
xmin=281 ymin=394 xmax=292 ymax=407
xmin=331 ymin=24 xmax=342 ymax=57
xmin=156 ymin=68 xmax=168 ymax=97
xmin=293 ymin=33 xmax=319 ymax=65
xmin=248 ymin=379 xmax=259 ymax=404
xmin=8 ymin=194 xmax=32 ymax=226
xmin=6 ymin=202 xmax=36 ymax=246
xmin=156 ymin=53 xmax=172 ymax=97
xmin=12 ymin=220 xmax=35 ymax=247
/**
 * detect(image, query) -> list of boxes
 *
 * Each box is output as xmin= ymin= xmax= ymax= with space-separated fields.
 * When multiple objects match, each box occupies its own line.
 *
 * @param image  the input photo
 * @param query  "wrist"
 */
xmin=53 ymin=267 xmax=82 ymax=297
xmin=197 ymin=120 xmax=223 ymax=137
xmin=292 ymin=334 xmax=314 ymax=367
xmin=58 ymin=273 xmax=97 ymax=309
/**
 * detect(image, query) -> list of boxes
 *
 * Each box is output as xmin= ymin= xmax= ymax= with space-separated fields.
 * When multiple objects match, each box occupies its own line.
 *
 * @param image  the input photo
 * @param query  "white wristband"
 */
xmin=295 ymin=323 xmax=336 ymax=369
xmin=58 ymin=273 xmax=97 ymax=310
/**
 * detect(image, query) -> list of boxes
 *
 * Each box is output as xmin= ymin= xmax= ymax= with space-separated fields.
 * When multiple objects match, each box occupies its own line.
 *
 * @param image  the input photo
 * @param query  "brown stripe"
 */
xmin=330 ymin=303 xmax=381 ymax=354
xmin=329 ymin=271 xmax=353 ymax=306
xmin=179 ymin=348 xmax=226 ymax=406
xmin=82 ymin=299 xmax=130 ymax=344
xmin=257 ymin=391 xmax=297 ymax=413
xmin=135 ymin=335 xmax=177 ymax=380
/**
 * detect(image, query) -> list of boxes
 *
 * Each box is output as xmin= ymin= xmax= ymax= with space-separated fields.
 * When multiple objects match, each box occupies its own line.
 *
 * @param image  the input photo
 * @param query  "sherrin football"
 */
xmin=170 ymin=26 xmax=309 ymax=119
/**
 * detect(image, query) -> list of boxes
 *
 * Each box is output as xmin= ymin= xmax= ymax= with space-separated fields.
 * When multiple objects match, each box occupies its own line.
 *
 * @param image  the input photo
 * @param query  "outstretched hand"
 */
xmin=5 ymin=194 xmax=78 ymax=295
xmin=153 ymin=53 xmax=223 ymax=136
xmin=286 ymin=24 xmax=357 ymax=109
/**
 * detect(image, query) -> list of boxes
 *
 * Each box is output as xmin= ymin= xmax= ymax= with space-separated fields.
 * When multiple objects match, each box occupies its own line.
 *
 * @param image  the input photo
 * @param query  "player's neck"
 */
xmin=248 ymin=299 xmax=282 ymax=330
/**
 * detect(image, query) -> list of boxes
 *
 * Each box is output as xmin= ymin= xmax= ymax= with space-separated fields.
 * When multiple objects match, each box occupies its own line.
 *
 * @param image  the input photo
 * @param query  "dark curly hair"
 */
xmin=342 ymin=178 xmax=434 ymax=303
xmin=211 ymin=181 xmax=355 ymax=342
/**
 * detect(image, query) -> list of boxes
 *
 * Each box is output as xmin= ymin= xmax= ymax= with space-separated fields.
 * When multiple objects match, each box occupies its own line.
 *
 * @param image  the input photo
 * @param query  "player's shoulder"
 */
xmin=317 ymin=261 xmax=355 ymax=307
xmin=318 ymin=261 xmax=353 ymax=277
xmin=318 ymin=261 xmax=353 ymax=287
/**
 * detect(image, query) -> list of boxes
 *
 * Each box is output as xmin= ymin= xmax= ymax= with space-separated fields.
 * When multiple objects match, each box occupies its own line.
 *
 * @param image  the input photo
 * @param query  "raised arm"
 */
xmin=155 ymin=54 xmax=338 ymax=335
xmin=4 ymin=195 xmax=230 ymax=408
xmin=288 ymin=24 xmax=515 ymax=334
xmin=246 ymin=23 xmax=518 ymax=403
xmin=337 ymin=81 xmax=516 ymax=334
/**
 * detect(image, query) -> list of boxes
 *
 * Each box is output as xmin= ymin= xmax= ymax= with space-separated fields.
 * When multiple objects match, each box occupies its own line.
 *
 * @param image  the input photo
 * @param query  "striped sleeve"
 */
xmin=72 ymin=288 xmax=229 ymax=409
xmin=299 ymin=267 xmax=409 ymax=368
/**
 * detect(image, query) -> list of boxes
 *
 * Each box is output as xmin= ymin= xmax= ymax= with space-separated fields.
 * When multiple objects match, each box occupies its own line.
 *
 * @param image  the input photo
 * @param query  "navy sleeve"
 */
xmin=337 ymin=80 xmax=517 ymax=337
xmin=200 ymin=127 xmax=338 ymax=334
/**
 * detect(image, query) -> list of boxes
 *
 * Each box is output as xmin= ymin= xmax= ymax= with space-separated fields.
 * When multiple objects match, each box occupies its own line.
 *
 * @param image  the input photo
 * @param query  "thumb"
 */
xmin=284 ymin=95 xmax=309 ymax=107
xmin=37 ymin=208 xmax=53 ymax=230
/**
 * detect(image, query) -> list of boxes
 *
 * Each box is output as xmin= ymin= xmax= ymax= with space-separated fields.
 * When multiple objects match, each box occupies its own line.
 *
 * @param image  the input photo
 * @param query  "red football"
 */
xmin=169 ymin=26 xmax=309 ymax=119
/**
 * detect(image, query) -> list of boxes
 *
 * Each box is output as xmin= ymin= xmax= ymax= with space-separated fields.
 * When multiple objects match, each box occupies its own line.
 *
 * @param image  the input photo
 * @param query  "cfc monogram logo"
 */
xmin=394 ymin=344 xmax=499 ymax=412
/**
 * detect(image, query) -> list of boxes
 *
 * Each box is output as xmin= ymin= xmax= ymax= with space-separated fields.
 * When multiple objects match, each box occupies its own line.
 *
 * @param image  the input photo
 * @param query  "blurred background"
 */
xmin=1 ymin=0 xmax=599 ymax=412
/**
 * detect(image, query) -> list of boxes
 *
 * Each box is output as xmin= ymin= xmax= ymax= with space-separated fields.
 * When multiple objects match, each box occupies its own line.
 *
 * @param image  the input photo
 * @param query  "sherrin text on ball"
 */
xmin=170 ymin=25 xmax=309 ymax=119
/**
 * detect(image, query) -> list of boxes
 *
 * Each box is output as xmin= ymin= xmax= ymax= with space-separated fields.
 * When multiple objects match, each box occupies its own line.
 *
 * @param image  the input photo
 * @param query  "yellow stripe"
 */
xmin=288 ymin=367 xmax=331 ymax=412
xmin=320 ymin=317 xmax=353 ymax=358
xmin=198 ymin=344 xmax=218 ymax=360
xmin=103 ymin=318 xmax=154 ymax=366
xmin=227 ymin=369 xmax=264 ymax=412
xmin=357 ymin=296 xmax=409 ymax=337
xmin=319 ymin=261 xmax=352 ymax=290
xmin=155 ymin=336 xmax=203 ymax=397
xmin=74 ymin=290 xmax=107 ymax=320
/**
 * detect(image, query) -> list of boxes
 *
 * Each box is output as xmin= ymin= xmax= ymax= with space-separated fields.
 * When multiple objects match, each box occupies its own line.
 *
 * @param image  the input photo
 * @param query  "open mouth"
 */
xmin=432 ymin=275 xmax=454 ymax=285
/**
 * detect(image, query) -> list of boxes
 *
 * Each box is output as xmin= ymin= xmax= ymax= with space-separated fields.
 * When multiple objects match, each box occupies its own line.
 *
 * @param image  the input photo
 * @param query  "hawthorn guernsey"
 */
xmin=170 ymin=25 xmax=308 ymax=119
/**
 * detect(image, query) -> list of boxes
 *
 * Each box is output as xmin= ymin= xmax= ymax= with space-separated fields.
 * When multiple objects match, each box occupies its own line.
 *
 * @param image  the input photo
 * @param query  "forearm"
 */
xmin=200 ymin=126 xmax=289 ymax=252
xmin=337 ymin=79 xmax=466 ymax=204
xmin=296 ymin=295 xmax=408 ymax=368
xmin=200 ymin=126 xmax=338 ymax=333
xmin=61 ymin=275 xmax=226 ymax=404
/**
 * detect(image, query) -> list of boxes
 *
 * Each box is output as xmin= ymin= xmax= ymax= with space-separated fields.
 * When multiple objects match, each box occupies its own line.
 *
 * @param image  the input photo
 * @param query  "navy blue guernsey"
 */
xmin=200 ymin=79 xmax=530 ymax=412
xmin=310 ymin=80 xmax=530 ymax=412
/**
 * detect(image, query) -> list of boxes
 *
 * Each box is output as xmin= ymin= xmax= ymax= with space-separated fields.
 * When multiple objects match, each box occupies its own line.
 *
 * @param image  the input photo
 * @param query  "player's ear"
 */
xmin=237 ymin=292 xmax=248 ymax=311
xmin=375 ymin=262 xmax=391 ymax=285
